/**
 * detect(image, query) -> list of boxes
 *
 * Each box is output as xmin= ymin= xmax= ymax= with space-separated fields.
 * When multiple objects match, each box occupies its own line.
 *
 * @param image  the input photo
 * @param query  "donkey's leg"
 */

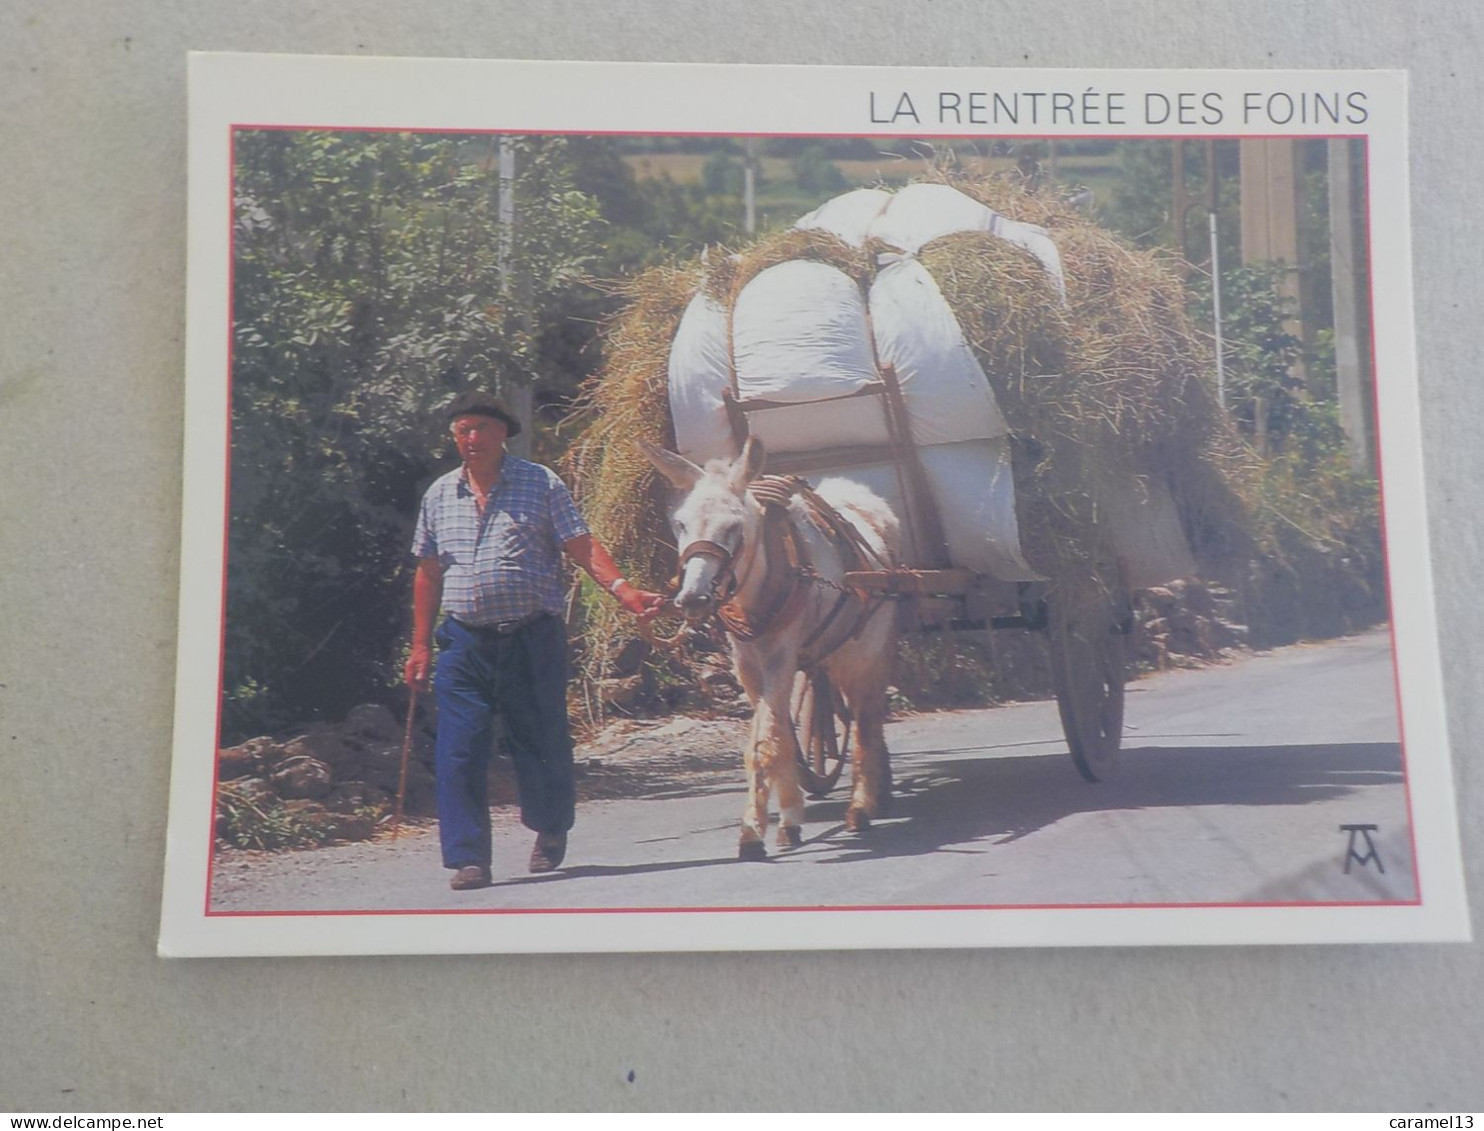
xmin=738 ymin=705 xmax=777 ymax=858
xmin=737 ymin=707 xmax=771 ymax=860
xmin=733 ymin=652 xmax=771 ymax=860
xmin=759 ymin=677 xmax=807 ymax=850
xmin=848 ymin=695 xmax=892 ymax=829
xmin=839 ymin=661 xmax=892 ymax=832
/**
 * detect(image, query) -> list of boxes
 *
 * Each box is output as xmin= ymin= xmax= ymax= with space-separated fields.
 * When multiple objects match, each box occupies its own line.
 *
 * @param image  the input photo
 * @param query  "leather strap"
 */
xmin=677 ymin=538 xmax=738 ymax=602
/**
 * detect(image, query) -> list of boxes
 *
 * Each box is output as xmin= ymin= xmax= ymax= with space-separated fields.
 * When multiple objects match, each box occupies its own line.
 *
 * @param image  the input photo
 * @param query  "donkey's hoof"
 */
xmin=738 ymin=838 xmax=768 ymax=861
xmin=777 ymin=825 xmax=803 ymax=849
xmin=844 ymin=807 xmax=872 ymax=833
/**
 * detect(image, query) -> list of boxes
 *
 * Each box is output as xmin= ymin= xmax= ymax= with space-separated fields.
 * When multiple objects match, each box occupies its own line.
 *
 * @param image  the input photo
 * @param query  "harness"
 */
xmin=679 ymin=475 xmax=892 ymax=668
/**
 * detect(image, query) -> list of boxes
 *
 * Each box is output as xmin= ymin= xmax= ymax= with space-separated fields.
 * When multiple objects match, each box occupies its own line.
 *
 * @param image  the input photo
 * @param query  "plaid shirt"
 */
xmin=412 ymin=456 xmax=590 ymax=626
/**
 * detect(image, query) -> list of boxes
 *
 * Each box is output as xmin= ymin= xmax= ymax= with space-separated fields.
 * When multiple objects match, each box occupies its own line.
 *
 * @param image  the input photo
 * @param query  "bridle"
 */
xmin=676 ymin=505 xmax=772 ymax=607
xmin=676 ymin=537 xmax=742 ymax=604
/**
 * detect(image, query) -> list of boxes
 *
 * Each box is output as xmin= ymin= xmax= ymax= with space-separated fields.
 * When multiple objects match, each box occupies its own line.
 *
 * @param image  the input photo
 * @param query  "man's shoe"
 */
xmin=450 ymin=864 xmax=492 ymax=890
xmin=529 ymin=832 xmax=567 ymax=874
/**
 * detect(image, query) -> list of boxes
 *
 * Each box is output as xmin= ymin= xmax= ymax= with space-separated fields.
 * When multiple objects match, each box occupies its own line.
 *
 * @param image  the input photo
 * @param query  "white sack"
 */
xmin=793 ymin=187 xmax=892 ymax=247
xmin=855 ymin=183 xmax=1067 ymax=301
xmin=667 ymin=292 xmax=737 ymax=465
xmin=992 ymin=217 xmax=1067 ymax=303
xmin=732 ymin=261 xmax=878 ymax=402
xmin=869 ymin=257 xmax=1009 ymax=445
xmin=812 ymin=437 xmax=1041 ymax=582
xmin=868 ymin=182 xmax=999 ymax=253
xmin=1100 ymin=477 xmax=1198 ymax=589
xmin=922 ymin=439 xmax=1039 ymax=581
xmin=666 ymin=183 xmax=1086 ymax=582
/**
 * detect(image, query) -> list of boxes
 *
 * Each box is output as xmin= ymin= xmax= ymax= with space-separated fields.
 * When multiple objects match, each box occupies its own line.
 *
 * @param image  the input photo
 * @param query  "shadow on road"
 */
xmin=803 ymin=741 xmax=1405 ymax=864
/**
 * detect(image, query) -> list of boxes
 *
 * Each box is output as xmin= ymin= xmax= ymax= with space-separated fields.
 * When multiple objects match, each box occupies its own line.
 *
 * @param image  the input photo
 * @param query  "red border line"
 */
xmin=205 ymin=896 xmax=1421 ymax=919
xmin=202 ymin=124 xmax=1421 ymax=921
xmin=231 ymin=124 xmax=1372 ymax=144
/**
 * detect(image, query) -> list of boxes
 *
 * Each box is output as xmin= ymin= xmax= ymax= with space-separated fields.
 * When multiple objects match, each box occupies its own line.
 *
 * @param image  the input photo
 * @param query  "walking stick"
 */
xmin=391 ymin=685 xmax=419 ymax=842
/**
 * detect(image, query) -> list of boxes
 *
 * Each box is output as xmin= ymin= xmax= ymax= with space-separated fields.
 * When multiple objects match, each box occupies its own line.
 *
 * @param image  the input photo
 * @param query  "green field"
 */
xmin=620 ymin=146 xmax=1120 ymax=234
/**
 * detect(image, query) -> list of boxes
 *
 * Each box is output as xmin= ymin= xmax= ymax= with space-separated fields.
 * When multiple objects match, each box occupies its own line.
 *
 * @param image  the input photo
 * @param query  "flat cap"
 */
xmin=444 ymin=390 xmax=522 ymax=438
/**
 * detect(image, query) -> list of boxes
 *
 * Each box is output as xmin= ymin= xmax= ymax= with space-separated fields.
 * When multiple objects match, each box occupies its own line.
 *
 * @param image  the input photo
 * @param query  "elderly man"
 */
xmin=404 ymin=390 xmax=664 ymax=891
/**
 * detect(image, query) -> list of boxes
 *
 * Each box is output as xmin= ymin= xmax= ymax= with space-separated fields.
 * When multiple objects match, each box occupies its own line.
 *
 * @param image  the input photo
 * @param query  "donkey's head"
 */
xmin=639 ymin=437 xmax=766 ymax=622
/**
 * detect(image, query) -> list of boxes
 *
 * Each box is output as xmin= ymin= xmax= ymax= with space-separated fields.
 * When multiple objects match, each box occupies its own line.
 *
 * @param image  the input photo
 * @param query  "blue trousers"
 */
xmin=432 ymin=614 xmax=576 ymax=869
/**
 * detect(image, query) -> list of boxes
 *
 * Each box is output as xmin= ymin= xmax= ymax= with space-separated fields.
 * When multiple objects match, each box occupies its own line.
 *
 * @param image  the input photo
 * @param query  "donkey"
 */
xmin=640 ymin=437 xmax=901 ymax=859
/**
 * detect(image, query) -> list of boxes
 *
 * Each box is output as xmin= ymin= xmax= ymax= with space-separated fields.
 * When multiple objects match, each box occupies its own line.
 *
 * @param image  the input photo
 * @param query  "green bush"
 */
xmin=789 ymin=145 xmax=847 ymax=196
xmin=215 ymin=784 xmax=331 ymax=851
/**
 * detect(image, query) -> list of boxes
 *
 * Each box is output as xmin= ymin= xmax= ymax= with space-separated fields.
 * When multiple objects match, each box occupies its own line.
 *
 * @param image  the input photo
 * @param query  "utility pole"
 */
xmin=496 ymin=135 xmax=534 ymax=457
xmin=1206 ymin=139 xmax=1225 ymax=410
xmin=1172 ymin=140 xmax=1187 ymax=263
xmin=1239 ymin=137 xmax=1309 ymax=419
xmin=1328 ymin=138 xmax=1374 ymax=473
xmin=1210 ymin=209 xmax=1226 ymax=410
xmin=744 ymin=137 xmax=757 ymax=235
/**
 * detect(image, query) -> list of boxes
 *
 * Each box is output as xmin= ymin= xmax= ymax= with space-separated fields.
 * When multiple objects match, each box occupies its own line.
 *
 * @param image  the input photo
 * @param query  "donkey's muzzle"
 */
xmin=676 ymin=538 xmax=737 ymax=621
xmin=677 ymin=591 xmax=716 ymax=623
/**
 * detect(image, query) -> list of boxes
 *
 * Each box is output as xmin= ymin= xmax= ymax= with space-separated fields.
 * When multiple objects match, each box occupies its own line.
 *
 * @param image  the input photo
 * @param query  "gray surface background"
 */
xmin=2 ymin=0 xmax=1480 ymax=1112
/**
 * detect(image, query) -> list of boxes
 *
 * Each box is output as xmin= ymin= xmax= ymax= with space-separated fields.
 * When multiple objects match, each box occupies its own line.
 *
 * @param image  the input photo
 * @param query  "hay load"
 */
xmin=572 ymin=173 xmax=1253 ymax=610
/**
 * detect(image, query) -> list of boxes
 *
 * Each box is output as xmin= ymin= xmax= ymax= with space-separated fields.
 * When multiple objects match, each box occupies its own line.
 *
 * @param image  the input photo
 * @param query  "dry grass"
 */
xmin=563 ymin=261 xmax=707 ymax=710
xmin=921 ymin=169 xmax=1256 ymax=584
xmin=702 ymin=226 xmax=876 ymax=307
xmin=566 ymin=260 xmax=702 ymax=588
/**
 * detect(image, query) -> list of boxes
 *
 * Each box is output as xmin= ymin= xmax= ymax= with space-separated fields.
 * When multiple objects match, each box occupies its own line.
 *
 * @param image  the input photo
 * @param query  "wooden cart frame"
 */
xmin=723 ymin=362 xmax=1131 ymax=787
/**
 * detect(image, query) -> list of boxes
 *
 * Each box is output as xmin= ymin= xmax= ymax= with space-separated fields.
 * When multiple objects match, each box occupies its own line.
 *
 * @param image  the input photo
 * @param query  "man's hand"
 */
xmin=563 ymin=533 xmax=667 ymax=622
xmin=615 ymin=581 xmax=667 ymax=622
xmin=404 ymin=643 xmax=433 ymax=691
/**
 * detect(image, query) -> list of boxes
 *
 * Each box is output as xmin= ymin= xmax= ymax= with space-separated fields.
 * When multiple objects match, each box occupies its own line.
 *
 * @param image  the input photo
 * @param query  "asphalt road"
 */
xmin=208 ymin=628 xmax=1415 ymax=913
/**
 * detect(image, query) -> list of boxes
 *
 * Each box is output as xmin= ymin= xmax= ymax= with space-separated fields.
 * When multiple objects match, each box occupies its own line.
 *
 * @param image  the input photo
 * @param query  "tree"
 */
xmin=702 ymin=151 xmax=745 ymax=197
xmin=225 ymin=131 xmax=604 ymax=738
xmin=789 ymin=144 xmax=848 ymax=196
xmin=1190 ymin=262 xmax=1345 ymax=463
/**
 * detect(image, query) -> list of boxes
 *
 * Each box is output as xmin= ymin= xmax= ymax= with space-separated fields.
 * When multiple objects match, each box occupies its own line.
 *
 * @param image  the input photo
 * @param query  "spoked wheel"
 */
xmin=1048 ymin=576 xmax=1130 ymax=782
xmin=790 ymin=667 xmax=850 ymax=798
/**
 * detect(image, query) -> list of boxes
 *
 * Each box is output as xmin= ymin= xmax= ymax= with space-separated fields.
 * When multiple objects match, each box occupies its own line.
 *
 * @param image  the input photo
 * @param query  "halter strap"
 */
xmin=677 ymin=538 xmax=740 ymax=603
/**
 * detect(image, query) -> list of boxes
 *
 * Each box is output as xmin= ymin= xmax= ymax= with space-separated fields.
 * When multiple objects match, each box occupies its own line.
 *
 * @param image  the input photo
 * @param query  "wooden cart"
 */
xmin=724 ymin=362 xmax=1132 ymax=790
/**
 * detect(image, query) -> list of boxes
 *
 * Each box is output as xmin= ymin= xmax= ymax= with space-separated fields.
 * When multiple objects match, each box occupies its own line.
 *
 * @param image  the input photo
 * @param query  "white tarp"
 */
xmin=793 ymin=187 xmax=891 ymax=246
xmin=869 ymin=256 xmax=1009 ymax=445
xmin=867 ymin=182 xmax=1001 ymax=254
xmin=731 ymin=260 xmax=878 ymax=403
xmin=993 ymin=216 xmax=1067 ymax=302
xmin=663 ymin=183 xmax=1192 ymax=584
xmin=672 ymin=256 xmax=1011 ymax=457
xmin=855 ymin=183 xmax=1067 ymax=301
xmin=668 ymin=291 xmax=735 ymax=465
xmin=813 ymin=437 xmax=1039 ymax=582
xmin=1101 ymin=477 xmax=1200 ymax=590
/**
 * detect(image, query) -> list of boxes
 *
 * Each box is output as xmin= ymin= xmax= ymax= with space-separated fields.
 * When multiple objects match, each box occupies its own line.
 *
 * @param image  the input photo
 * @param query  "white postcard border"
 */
xmin=162 ymin=54 xmax=1469 ymax=956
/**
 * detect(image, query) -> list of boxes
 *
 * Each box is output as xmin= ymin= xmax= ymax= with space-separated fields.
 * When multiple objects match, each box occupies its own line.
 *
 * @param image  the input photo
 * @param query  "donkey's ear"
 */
xmin=637 ymin=439 xmax=703 ymax=490
xmin=729 ymin=436 xmax=766 ymax=492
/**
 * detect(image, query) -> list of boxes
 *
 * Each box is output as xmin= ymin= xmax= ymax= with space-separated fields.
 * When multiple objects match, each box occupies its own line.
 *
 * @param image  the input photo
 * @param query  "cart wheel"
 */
xmin=790 ymin=667 xmax=850 ymax=798
xmin=1048 ymin=584 xmax=1129 ymax=782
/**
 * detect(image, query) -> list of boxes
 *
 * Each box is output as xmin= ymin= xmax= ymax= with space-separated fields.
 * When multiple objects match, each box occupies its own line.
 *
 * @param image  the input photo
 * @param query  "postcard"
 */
xmin=160 ymin=54 xmax=1469 ymax=954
